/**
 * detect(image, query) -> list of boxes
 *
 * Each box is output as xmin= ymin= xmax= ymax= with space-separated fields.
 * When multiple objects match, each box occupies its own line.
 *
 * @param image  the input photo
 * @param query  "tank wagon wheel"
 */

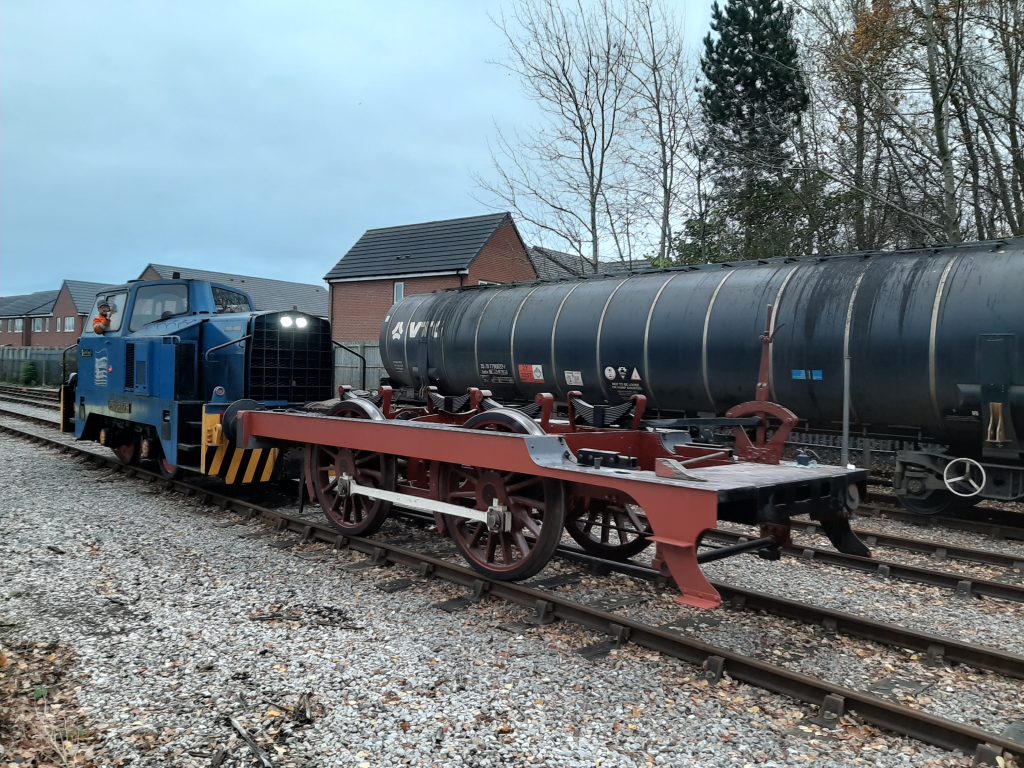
xmin=438 ymin=409 xmax=567 ymax=581
xmin=304 ymin=399 xmax=397 ymax=536
xmin=899 ymin=489 xmax=980 ymax=516
xmin=565 ymin=500 xmax=652 ymax=560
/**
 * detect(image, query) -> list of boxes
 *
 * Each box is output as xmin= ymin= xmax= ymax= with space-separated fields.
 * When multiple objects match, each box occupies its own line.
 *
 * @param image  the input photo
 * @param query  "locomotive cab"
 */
xmin=69 ymin=278 xmax=333 ymax=481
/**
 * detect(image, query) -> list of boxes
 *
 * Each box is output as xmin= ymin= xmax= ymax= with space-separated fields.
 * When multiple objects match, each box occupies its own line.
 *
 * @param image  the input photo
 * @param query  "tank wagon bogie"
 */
xmin=380 ymin=238 xmax=1024 ymax=515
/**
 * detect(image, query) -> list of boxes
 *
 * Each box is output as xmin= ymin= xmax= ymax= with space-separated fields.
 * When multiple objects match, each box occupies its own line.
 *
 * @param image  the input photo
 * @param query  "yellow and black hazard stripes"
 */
xmin=204 ymin=443 xmax=279 ymax=484
xmin=200 ymin=406 xmax=278 ymax=484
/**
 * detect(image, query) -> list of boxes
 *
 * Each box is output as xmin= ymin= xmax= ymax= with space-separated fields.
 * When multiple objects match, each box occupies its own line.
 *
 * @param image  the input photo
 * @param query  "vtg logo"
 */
xmin=391 ymin=320 xmax=443 ymax=341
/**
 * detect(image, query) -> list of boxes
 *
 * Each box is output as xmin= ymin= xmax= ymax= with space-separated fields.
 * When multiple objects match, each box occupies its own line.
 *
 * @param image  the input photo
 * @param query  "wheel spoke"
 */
xmin=505 ymin=475 xmax=541 ymax=493
xmin=512 ymin=530 xmax=530 ymax=557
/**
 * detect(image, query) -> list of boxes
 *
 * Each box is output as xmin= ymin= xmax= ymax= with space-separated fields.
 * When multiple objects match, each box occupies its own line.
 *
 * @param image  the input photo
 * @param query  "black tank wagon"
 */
xmin=381 ymin=238 xmax=1024 ymax=514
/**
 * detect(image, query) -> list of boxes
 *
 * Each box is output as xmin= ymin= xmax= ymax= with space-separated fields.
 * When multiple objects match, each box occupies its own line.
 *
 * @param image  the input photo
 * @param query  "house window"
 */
xmin=64 ymin=316 xmax=76 ymax=332
xmin=56 ymin=317 xmax=62 ymax=333
xmin=4 ymin=320 xmax=9 ymax=332
xmin=393 ymin=282 xmax=405 ymax=303
xmin=14 ymin=319 xmax=24 ymax=332
xmin=32 ymin=318 xmax=42 ymax=333
xmin=45 ymin=318 xmax=50 ymax=332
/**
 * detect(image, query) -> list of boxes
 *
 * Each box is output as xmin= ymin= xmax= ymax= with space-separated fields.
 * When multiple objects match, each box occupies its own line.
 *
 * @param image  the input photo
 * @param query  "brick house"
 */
xmin=26 ymin=280 xmax=113 ymax=347
xmin=0 ymin=290 xmax=58 ymax=347
xmin=325 ymin=212 xmax=537 ymax=343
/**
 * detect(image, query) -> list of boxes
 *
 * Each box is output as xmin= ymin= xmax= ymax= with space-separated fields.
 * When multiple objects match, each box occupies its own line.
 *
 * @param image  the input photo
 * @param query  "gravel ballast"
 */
xmin=0 ymin=428 xmax=1013 ymax=767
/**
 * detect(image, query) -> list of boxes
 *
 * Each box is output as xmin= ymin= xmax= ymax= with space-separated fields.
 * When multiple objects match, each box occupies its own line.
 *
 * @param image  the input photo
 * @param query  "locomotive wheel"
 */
xmin=566 ymin=500 xmax=652 ymax=560
xmin=898 ymin=489 xmax=979 ymax=516
xmin=156 ymin=456 xmax=181 ymax=480
xmin=112 ymin=432 xmax=139 ymax=466
xmin=306 ymin=400 xmax=396 ymax=536
xmin=439 ymin=409 xmax=565 ymax=581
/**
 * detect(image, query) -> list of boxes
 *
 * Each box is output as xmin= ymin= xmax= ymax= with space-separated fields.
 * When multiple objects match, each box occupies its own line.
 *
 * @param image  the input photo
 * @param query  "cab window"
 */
xmin=129 ymin=284 xmax=189 ymax=330
xmin=86 ymin=292 xmax=128 ymax=333
xmin=213 ymin=287 xmax=252 ymax=313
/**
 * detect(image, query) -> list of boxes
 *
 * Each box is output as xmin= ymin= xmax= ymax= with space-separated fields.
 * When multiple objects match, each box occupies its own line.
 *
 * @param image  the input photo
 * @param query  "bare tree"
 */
xmin=616 ymin=0 xmax=696 ymax=263
xmin=477 ymin=0 xmax=632 ymax=271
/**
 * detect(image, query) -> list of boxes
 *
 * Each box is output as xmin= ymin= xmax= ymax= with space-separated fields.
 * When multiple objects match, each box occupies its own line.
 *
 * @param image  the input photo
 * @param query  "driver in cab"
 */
xmin=93 ymin=302 xmax=116 ymax=334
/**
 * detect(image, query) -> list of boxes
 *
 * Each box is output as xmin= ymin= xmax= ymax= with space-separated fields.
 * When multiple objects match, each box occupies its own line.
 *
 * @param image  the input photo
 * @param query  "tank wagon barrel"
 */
xmin=380 ymin=238 xmax=1024 ymax=513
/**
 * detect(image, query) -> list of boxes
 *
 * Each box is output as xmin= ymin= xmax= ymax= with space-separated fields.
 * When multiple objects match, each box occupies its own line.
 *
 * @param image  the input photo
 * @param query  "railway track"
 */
xmin=0 ymin=385 xmax=61 ymax=410
xmin=0 ymin=416 xmax=1021 ymax=763
xmin=3 ymin=400 xmax=1022 ymax=597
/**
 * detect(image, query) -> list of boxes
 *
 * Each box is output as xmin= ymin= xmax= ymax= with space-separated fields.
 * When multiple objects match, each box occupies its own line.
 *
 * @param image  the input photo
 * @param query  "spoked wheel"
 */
xmin=438 ymin=408 xmax=565 ymax=581
xmin=565 ymin=499 xmax=652 ymax=560
xmin=438 ymin=464 xmax=566 ymax=581
xmin=304 ymin=399 xmax=396 ymax=536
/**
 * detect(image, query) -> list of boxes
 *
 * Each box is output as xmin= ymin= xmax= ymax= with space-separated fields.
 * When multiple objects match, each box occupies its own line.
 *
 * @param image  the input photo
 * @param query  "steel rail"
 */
xmin=0 ymin=407 xmax=62 ymax=429
xmin=0 ymin=420 xmax=1020 ymax=763
xmin=784 ymin=517 xmax=1024 ymax=569
xmin=549 ymin=546 xmax=1024 ymax=680
xmin=705 ymin=529 xmax=1024 ymax=603
xmin=860 ymin=500 xmax=1024 ymax=543
xmin=0 ymin=393 xmax=61 ymax=410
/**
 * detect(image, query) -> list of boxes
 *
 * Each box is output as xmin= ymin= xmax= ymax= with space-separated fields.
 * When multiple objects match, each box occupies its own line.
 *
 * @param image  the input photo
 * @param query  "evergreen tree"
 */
xmin=699 ymin=0 xmax=808 ymax=260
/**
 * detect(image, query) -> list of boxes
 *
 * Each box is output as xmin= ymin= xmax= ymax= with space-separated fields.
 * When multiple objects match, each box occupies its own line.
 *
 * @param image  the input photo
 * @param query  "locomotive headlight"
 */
xmin=280 ymin=315 xmax=294 ymax=328
xmin=295 ymin=316 xmax=308 ymax=329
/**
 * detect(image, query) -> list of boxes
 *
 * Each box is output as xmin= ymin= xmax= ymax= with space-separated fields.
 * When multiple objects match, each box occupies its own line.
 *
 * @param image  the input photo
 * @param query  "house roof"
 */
xmin=141 ymin=264 xmax=329 ymax=317
xmin=64 ymin=280 xmax=118 ymax=314
xmin=527 ymin=247 xmax=588 ymax=280
xmin=0 ymin=290 xmax=59 ymax=318
xmin=527 ymin=246 xmax=652 ymax=280
xmin=325 ymin=212 xmax=513 ymax=281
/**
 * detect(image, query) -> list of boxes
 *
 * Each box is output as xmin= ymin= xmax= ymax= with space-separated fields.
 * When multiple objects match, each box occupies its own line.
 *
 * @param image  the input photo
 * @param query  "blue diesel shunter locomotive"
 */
xmin=61 ymin=277 xmax=334 ymax=482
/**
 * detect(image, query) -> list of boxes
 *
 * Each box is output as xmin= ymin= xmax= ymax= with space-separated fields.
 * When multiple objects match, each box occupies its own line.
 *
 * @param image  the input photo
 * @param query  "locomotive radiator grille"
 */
xmin=248 ymin=313 xmax=334 ymax=403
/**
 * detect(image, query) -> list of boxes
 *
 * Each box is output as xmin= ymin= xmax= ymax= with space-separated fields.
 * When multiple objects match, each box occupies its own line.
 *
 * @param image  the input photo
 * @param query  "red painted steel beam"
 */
xmin=241 ymin=410 xmax=723 ymax=608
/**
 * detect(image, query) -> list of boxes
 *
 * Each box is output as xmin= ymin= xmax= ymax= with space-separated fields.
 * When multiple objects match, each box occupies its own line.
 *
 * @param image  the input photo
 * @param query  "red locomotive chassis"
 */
xmin=239 ymin=406 xmax=867 ymax=609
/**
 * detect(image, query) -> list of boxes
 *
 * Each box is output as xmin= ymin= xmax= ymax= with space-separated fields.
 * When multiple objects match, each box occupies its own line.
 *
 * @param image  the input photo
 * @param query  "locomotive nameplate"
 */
xmin=108 ymin=399 xmax=132 ymax=414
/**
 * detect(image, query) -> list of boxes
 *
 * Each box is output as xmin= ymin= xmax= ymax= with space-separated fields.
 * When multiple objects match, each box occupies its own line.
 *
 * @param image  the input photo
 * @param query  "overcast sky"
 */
xmin=0 ymin=0 xmax=710 ymax=296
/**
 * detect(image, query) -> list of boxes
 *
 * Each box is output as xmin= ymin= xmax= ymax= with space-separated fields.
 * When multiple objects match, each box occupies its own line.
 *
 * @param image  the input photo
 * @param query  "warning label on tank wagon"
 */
xmin=564 ymin=370 xmax=584 ymax=386
xmin=603 ymin=364 xmax=644 ymax=394
xmin=517 ymin=364 xmax=545 ymax=384
xmin=479 ymin=362 xmax=514 ymax=384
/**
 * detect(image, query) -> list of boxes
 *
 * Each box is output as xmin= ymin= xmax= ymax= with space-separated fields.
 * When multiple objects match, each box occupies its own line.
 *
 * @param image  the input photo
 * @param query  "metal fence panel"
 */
xmin=0 ymin=346 xmax=78 ymax=386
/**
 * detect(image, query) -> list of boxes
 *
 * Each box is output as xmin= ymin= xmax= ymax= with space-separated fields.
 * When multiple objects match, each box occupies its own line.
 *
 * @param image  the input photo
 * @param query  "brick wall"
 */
xmin=467 ymin=219 xmax=537 ymax=285
xmin=329 ymin=218 xmax=537 ymax=343
xmin=28 ymin=289 xmax=82 ymax=347
xmin=330 ymin=275 xmax=461 ymax=342
xmin=0 ymin=318 xmax=28 ymax=346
